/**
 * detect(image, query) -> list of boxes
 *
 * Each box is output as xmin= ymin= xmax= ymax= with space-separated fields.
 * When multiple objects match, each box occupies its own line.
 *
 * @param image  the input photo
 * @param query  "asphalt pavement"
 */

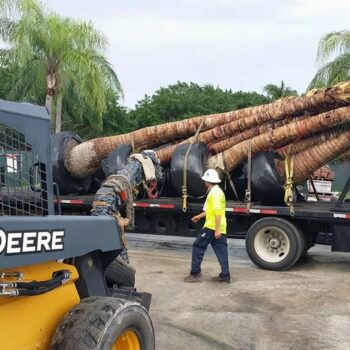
xmin=127 ymin=233 xmax=350 ymax=350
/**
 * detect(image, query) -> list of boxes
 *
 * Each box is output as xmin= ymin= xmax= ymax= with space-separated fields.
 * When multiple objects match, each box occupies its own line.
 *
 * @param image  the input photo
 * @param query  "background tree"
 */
xmin=309 ymin=30 xmax=350 ymax=89
xmin=62 ymin=88 xmax=129 ymax=139
xmin=0 ymin=0 xmax=122 ymax=133
xmin=128 ymin=81 xmax=270 ymax=130
xmin=263 ymin=81 xmax=298 ymax=100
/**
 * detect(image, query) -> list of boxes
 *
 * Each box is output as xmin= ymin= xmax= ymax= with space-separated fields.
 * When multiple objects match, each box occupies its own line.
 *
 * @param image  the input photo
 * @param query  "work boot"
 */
xmin=183 ymin=273 xmax=202 ymax=283
xmin=211 ymin=275 xmax=231 ymax=284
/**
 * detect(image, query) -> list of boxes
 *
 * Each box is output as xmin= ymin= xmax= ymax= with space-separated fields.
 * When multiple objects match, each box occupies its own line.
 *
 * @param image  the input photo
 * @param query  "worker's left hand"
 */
xmin=215 ymin=230 xmax=221 ymax=239
xmin=191 ymin=215 xmax=200 ymax=223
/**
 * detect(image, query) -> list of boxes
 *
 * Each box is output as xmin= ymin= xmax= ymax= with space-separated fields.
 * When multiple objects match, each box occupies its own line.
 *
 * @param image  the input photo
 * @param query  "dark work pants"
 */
xmin=191 ymin=227 xmax=230 ymax=278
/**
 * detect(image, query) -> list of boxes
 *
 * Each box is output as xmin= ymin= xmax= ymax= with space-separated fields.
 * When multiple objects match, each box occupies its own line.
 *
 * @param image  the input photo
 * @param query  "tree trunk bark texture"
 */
xmin=64 ymin=82 xmax=350 ymax=180
xmin=208 ymin=106 xmax=350 ymax=172
xmin=275 ymin=129 xmax=350 ymax=183
xmin=55 ymin=94 xmax=63 ymax=134
xmin=276 ymin=129 xmax=344 ymax=158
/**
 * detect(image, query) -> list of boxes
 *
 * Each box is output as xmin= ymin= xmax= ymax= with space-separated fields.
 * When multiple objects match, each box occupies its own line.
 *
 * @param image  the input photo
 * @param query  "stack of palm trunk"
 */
xmin=62 ymin=81 xmax=350 ymax=205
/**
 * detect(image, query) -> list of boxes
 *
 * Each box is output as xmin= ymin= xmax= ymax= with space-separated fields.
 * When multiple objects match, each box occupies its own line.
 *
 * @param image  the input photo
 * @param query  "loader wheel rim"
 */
xmin=254 ymin=226 xmax=290 ymax=263
xmin=113 ymin=329 xmax=141 ymax=350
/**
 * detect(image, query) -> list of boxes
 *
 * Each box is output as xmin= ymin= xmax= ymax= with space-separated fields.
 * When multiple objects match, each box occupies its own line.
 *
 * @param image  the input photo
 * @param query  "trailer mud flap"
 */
xmin=332 ymin=225 xmax=350 ymax=252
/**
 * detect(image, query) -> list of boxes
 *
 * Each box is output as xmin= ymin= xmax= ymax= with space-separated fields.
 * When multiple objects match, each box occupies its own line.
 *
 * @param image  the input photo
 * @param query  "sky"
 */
xmin=44 ymin=0 xmax=350 ymax=108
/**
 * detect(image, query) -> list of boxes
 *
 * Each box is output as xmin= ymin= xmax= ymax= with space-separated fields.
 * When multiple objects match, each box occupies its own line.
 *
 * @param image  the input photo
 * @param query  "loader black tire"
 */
xmin=105 ymin=258 xmax=136 ymax=288
xmin=246 ymin=217 xmax=305 ymax=271
xmin=51 ymin=297 xmax=155 ymax=350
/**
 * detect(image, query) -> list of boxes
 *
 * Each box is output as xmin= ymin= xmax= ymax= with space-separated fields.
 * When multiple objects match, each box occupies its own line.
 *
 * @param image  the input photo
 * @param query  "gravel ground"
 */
xmin=127 ymin=234 xmax=350 ymax=350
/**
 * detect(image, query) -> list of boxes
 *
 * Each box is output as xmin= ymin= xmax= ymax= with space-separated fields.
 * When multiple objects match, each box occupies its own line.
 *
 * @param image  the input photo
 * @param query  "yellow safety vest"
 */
xmin=203 ymin=185 xmax=227 ymax=234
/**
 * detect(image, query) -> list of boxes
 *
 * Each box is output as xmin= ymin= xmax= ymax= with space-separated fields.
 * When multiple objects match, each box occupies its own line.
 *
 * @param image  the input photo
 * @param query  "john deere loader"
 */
xmin=0 ymin=100 xmax=155 ymax=350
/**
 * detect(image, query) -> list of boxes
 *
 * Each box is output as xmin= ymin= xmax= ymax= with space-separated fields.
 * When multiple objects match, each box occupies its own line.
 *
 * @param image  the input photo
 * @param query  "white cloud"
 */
xmin=41 ymin=0 xmax=350 ymax=106
xmin=286 ymin=0 xmax=350 ymax=17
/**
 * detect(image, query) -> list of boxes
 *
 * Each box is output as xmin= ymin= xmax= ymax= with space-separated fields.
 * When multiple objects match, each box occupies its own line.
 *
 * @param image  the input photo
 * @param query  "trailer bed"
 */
xmin=3 ymin=187 xmax=349 ymax=223
xmin=57 ymin=194 xmax=350 ymax=221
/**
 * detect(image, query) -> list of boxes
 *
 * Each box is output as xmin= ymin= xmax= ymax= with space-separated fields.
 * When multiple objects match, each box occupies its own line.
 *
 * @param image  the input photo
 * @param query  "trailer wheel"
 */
xmin=51 ymin=297 xmax=155 ymax=350
xmin=246 ymin=217 xmax=305 ymax=270
xmin=105 ymin=258 xmax=136 ymax=288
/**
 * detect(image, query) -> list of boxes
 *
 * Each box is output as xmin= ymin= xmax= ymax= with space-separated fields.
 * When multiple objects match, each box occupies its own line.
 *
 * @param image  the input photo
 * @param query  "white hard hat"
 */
xmin=201 ymin=169 xmax=221 ymax=184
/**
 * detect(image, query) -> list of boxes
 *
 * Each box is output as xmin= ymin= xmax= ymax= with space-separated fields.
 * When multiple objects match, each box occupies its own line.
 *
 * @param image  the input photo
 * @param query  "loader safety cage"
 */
xmin=0 ymin=101 xmax=54 ymax=216
xmin=0 ymin=100 xmax=155 ymax=350
xmin=0 ymin=101 xmax=124 ymax=287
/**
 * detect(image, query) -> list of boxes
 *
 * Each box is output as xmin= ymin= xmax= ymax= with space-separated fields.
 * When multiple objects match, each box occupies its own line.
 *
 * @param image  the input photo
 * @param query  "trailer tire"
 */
xmin=105 ymin=258 xmax=136 ymax=288
xmin=51 ymin=297 xmax=155 ymax=350
xmin=246 ymin=217 xmax=304 ymax=270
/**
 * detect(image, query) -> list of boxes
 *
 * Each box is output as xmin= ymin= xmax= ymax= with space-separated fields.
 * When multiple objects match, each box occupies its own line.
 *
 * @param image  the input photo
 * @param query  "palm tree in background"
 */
xmin=0 ymin=0 xmax=122 ymax=133
xmin=263 ymin=81 xmax=298 ymax=100
xmin=309 ymin=30 xmax=350 ymax=89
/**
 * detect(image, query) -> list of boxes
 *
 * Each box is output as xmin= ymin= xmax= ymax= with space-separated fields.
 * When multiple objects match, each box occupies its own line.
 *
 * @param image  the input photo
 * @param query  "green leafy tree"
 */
xmin=263 ymin=81 xmax=298 ymax=100
xmin=0 ymin=0 xmax=122 ymax=133
xmin=62 ymin=89 xmax=129 ymax=140
xmin=309 ymin=30 xmax=350 ymax=89
xmin=128 ymin=81 xmax=270 ymax=130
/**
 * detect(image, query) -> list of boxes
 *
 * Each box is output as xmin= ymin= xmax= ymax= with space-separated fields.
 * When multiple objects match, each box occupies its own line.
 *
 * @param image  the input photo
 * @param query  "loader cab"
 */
xmin=0 ymin=100 xmax=155 ymax=349
xmin=0 ymin=100 xmax=54 ymax=216
xmin=0 ymin=99 xmax=124 ymax=274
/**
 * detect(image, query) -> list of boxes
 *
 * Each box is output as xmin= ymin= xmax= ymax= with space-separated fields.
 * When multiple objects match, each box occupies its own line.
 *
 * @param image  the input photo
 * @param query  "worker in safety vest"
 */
xmin=184 ymin=169 xmax=230 ymax=283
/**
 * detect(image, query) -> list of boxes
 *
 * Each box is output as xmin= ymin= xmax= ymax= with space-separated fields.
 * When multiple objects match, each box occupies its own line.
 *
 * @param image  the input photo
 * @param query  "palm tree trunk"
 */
xmin=156 ymin=114 xmax=310 ymax=164
xmin=66 ymin=82 xmax=350 ymax=178
xmin=65 ymin=110 xmax=244 ymax=178
xmin=55 ymin=94 xmax=63 ymax=134
xmin=208 ymin=106 xmax=350 ymax=172
xmin=275 ymin=129 xmax=350 ymax=184
xmin=46 ymin=73 xmax=57 ymax=123
xmin=156 ymin=121 xmax=280 ymax=164
xmin=45 ymin=73 xmax=57 ymax=114
xmin=65 ymin=108 xmax=259 ymax=178
xmin=194 ymin=84 xmax=349 ymax=147
xmin=157 ymin=85 xmax=350 ymax=164
xmin=276 ymin=129 xmax=344 ymax=158
xmin=155 ymin=134 xmax=232 ymax=163
xmin=209 ymin=115 xmax=311 ymax=155
xmin=45 ymin=93 xmax=53 ymax=115
xmin=209 ymin=124 xmax=276 ymax=156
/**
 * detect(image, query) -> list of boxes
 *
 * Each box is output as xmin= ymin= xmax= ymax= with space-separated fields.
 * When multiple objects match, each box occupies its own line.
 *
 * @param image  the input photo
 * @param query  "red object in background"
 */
xmin=120 ymin=190 xmax=127 ymax=202
xmin=312 ymin=166 xmax=335 ymax=181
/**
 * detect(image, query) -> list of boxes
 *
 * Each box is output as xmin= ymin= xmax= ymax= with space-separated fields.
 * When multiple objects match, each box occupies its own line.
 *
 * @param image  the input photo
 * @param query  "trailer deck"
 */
xmin=55 ymin=194 xmax=350 ymax=222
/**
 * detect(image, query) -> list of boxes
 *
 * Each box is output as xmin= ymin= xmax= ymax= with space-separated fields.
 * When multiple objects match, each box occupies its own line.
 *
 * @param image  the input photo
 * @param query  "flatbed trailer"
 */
xmin=56 ymin=180 xmax=350 ymax=270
